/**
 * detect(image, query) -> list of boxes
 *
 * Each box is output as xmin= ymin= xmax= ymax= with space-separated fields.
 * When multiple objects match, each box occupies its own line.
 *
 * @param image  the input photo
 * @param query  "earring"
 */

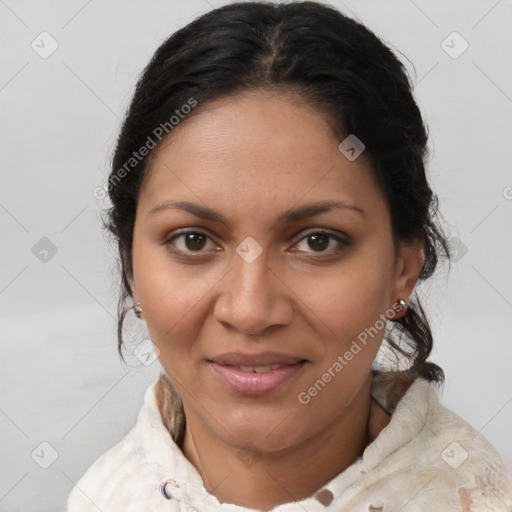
xmin=133 ymin=301 xmax=143 ymax=319
xmin=393 ymin=298 xmax=407 ymax=320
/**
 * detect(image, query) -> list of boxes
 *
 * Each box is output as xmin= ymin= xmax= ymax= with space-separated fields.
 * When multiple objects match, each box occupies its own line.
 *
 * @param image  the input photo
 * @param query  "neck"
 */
xmin=181 ymin=372 xmax=383 ymax=511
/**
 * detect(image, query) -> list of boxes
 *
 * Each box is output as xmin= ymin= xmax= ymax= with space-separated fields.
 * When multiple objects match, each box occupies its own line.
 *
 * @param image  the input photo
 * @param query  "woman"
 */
xmin=67 ymin=2 xmax=512 ymax=510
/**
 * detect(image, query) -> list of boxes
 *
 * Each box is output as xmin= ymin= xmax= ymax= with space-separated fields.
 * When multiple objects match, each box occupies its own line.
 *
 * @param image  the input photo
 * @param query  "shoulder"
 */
xmin=368 ymin=372 xmax=512 ymax=511
xmin=67 ymin=427 xmax=140 ymax=510
xmin=66 ymin=376 xmax=183 ymax=511
xmin=424 ymin=384 xmax=512 ymax=511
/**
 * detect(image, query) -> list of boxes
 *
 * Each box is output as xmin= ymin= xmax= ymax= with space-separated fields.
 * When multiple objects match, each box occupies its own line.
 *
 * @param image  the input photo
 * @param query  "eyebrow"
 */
xmin=147 ymin=199 xmax=365 ymax=226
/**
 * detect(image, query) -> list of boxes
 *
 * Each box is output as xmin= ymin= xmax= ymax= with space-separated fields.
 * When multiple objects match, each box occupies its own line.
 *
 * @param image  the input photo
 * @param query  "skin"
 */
xmin=131 ymin=90 xmax=424 ymax=510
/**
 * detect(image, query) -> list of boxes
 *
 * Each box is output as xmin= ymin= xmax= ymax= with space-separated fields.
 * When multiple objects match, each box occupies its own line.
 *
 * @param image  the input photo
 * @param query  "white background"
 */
xmin=1 ymin=0 xmax=511 ymax=510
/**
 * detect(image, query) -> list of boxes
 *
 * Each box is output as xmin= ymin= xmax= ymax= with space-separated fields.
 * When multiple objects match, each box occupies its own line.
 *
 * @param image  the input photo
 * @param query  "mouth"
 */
xmin=224 ymin=363 xmax=301 ymax=373
xmin=207 ymin=359 xmax=308 ymax=396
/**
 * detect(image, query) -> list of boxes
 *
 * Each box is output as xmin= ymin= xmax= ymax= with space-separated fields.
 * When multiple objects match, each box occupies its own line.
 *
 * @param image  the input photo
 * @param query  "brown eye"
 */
xmin=183 ymin=232 xmax=207 ymax=251
xmin=307 ymin=233 xmax=330 ymax=252
xmin=293 ymin=230 xmax=351 ymax=255
xmin=165 ymin=230 xmax=216 ymax=254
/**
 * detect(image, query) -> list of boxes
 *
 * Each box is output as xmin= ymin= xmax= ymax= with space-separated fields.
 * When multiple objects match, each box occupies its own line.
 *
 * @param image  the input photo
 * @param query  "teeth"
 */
xmin=239 ymin=364 xmax=281 ymax=373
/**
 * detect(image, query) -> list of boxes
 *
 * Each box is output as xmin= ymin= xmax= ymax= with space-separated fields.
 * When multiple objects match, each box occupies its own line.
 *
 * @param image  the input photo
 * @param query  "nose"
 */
xmin=213 ymin=246 xmax=294 ymax=335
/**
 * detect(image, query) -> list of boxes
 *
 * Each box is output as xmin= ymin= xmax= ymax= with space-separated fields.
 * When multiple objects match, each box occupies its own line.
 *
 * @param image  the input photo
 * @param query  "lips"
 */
xmin=207 ymin=352 xmax=308 ymax=396
xmin=208 ymin=351 xmax=306 ymax=367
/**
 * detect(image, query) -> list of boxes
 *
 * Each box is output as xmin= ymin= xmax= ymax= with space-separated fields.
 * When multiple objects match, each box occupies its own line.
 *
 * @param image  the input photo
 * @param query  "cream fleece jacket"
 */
xmin=67 ymin=372 xmax=512 ymax=511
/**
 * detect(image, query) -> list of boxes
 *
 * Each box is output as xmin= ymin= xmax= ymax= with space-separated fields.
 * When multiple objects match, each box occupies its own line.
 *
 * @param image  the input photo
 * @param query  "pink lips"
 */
xmin=209 ymin=358 xmax=306 ymax=396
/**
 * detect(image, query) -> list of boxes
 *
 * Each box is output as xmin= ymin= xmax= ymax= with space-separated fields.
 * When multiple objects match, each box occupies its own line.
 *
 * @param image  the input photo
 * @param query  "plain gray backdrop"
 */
xmin=1 ymin=0 xmax=511 ymax=510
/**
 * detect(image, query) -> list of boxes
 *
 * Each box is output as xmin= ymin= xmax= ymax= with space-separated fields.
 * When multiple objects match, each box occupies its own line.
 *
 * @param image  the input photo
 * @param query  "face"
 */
xmin=131 ymin=90 xmax=423 ymax=452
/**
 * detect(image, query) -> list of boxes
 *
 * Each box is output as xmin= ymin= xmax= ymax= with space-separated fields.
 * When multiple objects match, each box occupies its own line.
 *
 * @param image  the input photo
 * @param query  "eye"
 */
xmin=164 ymin=228 xmax=351 ymax=257
xmin=165 ymin=229 xmax=218 ymax=255
xmin=292 ymin=229 xmax=351 ymax=255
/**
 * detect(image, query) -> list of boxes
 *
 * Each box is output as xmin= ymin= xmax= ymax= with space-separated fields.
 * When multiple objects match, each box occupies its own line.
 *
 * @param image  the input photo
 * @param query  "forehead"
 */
xmin=138 ymin=90 xmax=383 ymax=219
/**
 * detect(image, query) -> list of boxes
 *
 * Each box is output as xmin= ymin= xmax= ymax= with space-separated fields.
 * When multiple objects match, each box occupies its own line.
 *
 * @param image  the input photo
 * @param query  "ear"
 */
xmin=391 ymin=236 xmax=425 ymax=307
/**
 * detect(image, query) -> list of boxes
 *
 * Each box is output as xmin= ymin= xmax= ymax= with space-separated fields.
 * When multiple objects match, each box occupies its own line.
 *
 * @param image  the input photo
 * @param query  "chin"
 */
xmin=213 ymin=405 xmax=307 ymax=452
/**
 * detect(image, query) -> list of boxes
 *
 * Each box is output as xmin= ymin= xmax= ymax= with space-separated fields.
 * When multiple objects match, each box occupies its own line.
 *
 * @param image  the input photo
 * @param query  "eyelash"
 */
xmin=164 ymin=228 xmax=351 ymax=257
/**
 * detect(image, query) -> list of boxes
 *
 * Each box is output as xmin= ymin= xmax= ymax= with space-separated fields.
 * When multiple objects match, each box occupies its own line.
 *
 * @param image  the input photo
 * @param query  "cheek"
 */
xmin=135 ymin=242 xmax=216 ymax=324
xmin=291 ymin=264 xmax=392 ymax=344
xmin=133 ymin=246 xmax=219 ymax=373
